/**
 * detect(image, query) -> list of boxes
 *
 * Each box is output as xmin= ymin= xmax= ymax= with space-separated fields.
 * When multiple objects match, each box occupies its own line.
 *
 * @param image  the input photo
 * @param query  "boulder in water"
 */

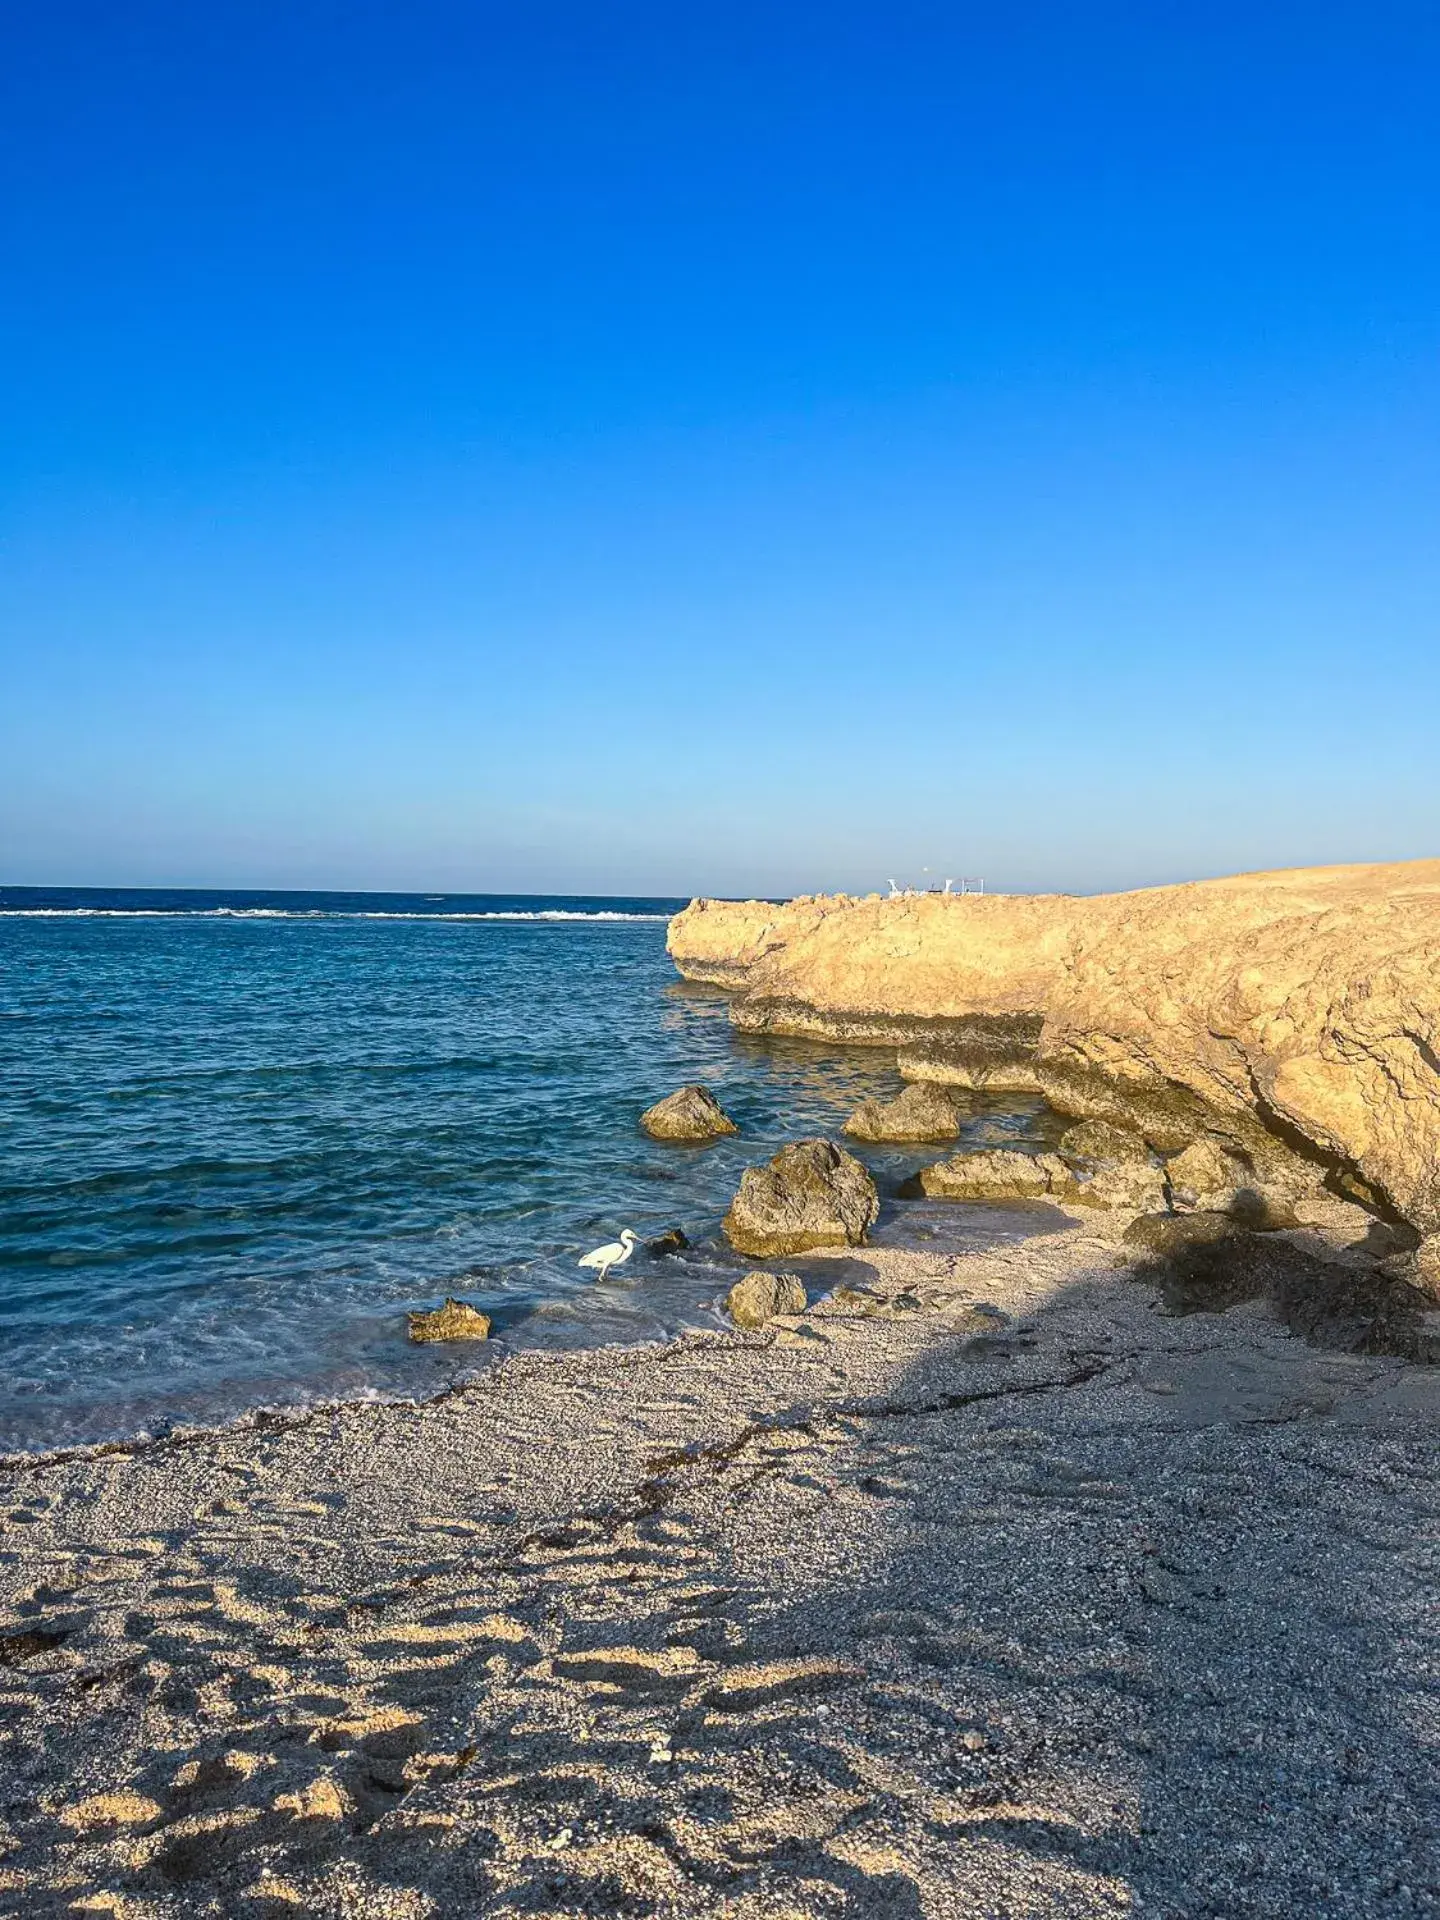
xmin=843 ymin=1082 xmax=960 ymax=1143
xmin=646 ymin=1227 xmax=690 ymax=1257
xmin=726 ymin=1270 xmax=807 ymax=1329
xmin=640 ymin=1085 xmax=738 ymax=1141
xmin=723 ymin=1138 xmax=879 ymax=1256
xmin=407 ymin=1298 xmax=492 ymax=1343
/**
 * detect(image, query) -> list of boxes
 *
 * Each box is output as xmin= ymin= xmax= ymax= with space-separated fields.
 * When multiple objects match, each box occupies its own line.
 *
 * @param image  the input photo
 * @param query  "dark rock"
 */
xmin=1053 ymin=1120 xmax=1168 ymax=1210
xmin=640 ymin=1084 xmax=738 ymax=1141
xmin=646 ymin=1227 xmax=690 ymax=1258
xmin=1228 ymin=1191 xmax=1302 ymax=1231
xmin=723 ymin=1139 xmax=879 ymax=1257
xmin=843 ymin=1082 xmax=960 ymax=1143
xmin=1165 ymin=1137 xmax=1252 ymax=1213
xmin=1124 ymin=1198 xmax=1297 ymax=1258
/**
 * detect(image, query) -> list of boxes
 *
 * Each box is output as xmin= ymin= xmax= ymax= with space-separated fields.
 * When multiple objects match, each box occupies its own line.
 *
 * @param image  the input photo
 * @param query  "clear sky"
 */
xmin=3 ymin=2 xmax=1438 ymax=897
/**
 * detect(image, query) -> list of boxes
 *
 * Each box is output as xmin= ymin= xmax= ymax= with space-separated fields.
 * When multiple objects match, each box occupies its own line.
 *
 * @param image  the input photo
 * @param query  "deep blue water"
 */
xmin=0 ymin=888 xmax=1061 ymax=1452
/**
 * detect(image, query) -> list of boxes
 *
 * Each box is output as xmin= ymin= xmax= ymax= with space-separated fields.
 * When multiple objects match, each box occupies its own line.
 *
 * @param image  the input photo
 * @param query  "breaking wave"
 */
xmin=0 ymin=907 xmax=670 ymax=922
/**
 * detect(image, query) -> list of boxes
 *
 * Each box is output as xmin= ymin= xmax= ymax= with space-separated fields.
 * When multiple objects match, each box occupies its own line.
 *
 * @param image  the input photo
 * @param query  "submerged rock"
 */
xmin=843 ymin=1082 xmax=960 ymax=1143
xmin=640 ymin=1084 xmax=738 ymax=1141
xmin=406 ymin=1298 xmax=492 ymax=1343
xmin=723 ymin=1138 xmax=879 ymax=1256
xmin=726 ymin=1270 xmax=807 ymax=1329
xmin=646 ymin=1227 xmax=690 ymax=1258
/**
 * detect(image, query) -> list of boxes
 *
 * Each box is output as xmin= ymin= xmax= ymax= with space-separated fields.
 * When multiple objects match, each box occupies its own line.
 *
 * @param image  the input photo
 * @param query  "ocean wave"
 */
xmin=0 ymin=908 xmax=671 ymax=922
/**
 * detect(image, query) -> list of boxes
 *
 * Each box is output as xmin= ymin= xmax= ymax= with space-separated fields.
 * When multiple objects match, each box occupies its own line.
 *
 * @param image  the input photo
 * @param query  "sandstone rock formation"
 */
xmin=668 ymin=863 xmax=1440 ymax=1236
xmin=910 ymin=1148 xmax=1075 ymax=1202
xmin=843 ymin=1081 xmax=960 ymax=1142
xmin=1059 ymin=1119 xmax=1151 ymax=1164
xmin=639 ymin=1084 xmax=738 ymax=1141
xmin=1073 ymin=1158 xmax=1171 ymax=1213
xmin=910 ymin=1143 xmax=1167 ymax=1212
xmin=725 ymin=1270 xmax=808 ymax=1329
xmin=723 ymin=1139 xmax=879 ymax=1257
xmin=406 ymin=1298 xmax=491 ymax=1342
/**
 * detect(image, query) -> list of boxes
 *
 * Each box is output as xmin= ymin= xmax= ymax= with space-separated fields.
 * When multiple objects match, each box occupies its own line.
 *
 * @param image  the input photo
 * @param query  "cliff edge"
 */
xmin=668 ymin=862 xmax=1440 ymax=1239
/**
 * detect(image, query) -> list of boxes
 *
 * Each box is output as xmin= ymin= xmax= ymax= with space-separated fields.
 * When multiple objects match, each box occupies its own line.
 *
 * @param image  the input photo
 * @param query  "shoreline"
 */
xmin=4 ymin=1214 xmax=1437 ymax=1916
xmin=0 ymin=1332 xmax=714 ymax=1478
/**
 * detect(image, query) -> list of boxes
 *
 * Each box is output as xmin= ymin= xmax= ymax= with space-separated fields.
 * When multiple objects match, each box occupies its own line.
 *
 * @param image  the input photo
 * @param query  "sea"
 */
xmin=0 ymin=888 xmax=1064 ymax=1454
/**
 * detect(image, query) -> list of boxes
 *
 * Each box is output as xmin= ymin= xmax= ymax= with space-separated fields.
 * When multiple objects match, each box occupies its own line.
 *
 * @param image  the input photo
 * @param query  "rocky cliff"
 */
xmin=667 ymin=862 xmax=1440 ymax=1240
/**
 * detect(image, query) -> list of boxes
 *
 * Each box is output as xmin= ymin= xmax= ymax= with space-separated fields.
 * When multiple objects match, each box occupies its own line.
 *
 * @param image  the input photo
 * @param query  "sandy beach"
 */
xmin=3 ymin=1212 xmax=1437 ymax=1918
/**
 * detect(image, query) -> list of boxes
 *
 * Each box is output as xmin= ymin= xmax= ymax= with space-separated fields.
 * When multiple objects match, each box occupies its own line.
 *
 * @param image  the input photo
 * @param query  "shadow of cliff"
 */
xmin=510 ymin=1281 xmax=1432 ymax=1918
xmin=13 ymin=1256 xmax=1438 ymax=1919
xmin=337 ymin=1261 xmax=1440 ymax=1917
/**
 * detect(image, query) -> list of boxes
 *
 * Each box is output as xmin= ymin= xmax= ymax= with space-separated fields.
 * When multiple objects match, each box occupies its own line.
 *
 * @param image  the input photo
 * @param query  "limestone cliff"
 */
xmin=667 ymin=863 xmax=1440 ymax=1235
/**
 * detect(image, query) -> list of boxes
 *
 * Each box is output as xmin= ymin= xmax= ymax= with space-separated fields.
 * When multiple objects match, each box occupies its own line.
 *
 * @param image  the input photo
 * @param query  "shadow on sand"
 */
xmin=8 ymin=1248 xmax=1438 ymax=1917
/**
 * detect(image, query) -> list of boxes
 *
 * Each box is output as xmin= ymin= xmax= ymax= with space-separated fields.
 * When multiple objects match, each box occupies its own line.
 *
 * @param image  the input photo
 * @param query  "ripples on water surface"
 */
xmin=0 ymin=889 xmax=1064 ymax=1451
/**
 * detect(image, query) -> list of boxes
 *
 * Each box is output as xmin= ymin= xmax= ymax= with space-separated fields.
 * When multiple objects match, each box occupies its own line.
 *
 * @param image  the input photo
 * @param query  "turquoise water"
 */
xmin=0 ymin=890 xmax=1060 ymax=1452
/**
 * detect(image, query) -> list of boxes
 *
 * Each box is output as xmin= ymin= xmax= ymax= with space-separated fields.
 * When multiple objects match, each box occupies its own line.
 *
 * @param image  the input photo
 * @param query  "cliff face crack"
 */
xmin=1401 ymin=1025 xmax=1440 ymax=1083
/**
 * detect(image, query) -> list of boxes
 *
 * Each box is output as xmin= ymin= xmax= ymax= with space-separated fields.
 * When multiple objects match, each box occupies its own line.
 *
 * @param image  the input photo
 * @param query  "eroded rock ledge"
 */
xmin=667 ymin=862 xmax=1440 ymax=1239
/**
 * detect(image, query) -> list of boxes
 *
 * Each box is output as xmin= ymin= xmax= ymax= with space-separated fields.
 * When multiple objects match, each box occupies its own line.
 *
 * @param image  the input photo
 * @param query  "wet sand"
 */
xmin=2 ymin=1217 xmax=1437 ymax=1918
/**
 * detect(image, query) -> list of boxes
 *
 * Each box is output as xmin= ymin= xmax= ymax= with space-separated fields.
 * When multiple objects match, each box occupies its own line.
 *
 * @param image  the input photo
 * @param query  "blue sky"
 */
xmin=3 ymin=1 xmax=1438 ymax=897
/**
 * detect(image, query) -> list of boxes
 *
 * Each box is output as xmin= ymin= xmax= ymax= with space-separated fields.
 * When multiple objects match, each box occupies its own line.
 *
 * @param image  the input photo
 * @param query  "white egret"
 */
xmin=577 ymin=1228 xmax=639 ymax=1281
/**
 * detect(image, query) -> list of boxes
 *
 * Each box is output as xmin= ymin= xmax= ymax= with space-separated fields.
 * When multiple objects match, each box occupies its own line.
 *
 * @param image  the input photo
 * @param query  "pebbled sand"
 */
xmin=1 ymin=1219 xmax=1437 ymax=1918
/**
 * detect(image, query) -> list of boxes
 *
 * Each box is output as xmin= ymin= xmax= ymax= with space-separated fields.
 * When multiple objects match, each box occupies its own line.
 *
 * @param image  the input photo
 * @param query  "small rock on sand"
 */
xmin=843 ymin=1082 xmax=960 ymax=1143
xmin=1069 ymin=1158 xmax=1170 ymax=1212
xmin=726 ymin=1271 xmax=808 ymax=1329
xmin=406 ymin=1298 xmax=492 ymax=1343
xmin=723 ymin=1139 xmax=879 ymax=1256
xmin=640 ymin=1085 xmax=738 ymax=1141
xmin=1122 ymin=1211 xmax=1243 ymax=1257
